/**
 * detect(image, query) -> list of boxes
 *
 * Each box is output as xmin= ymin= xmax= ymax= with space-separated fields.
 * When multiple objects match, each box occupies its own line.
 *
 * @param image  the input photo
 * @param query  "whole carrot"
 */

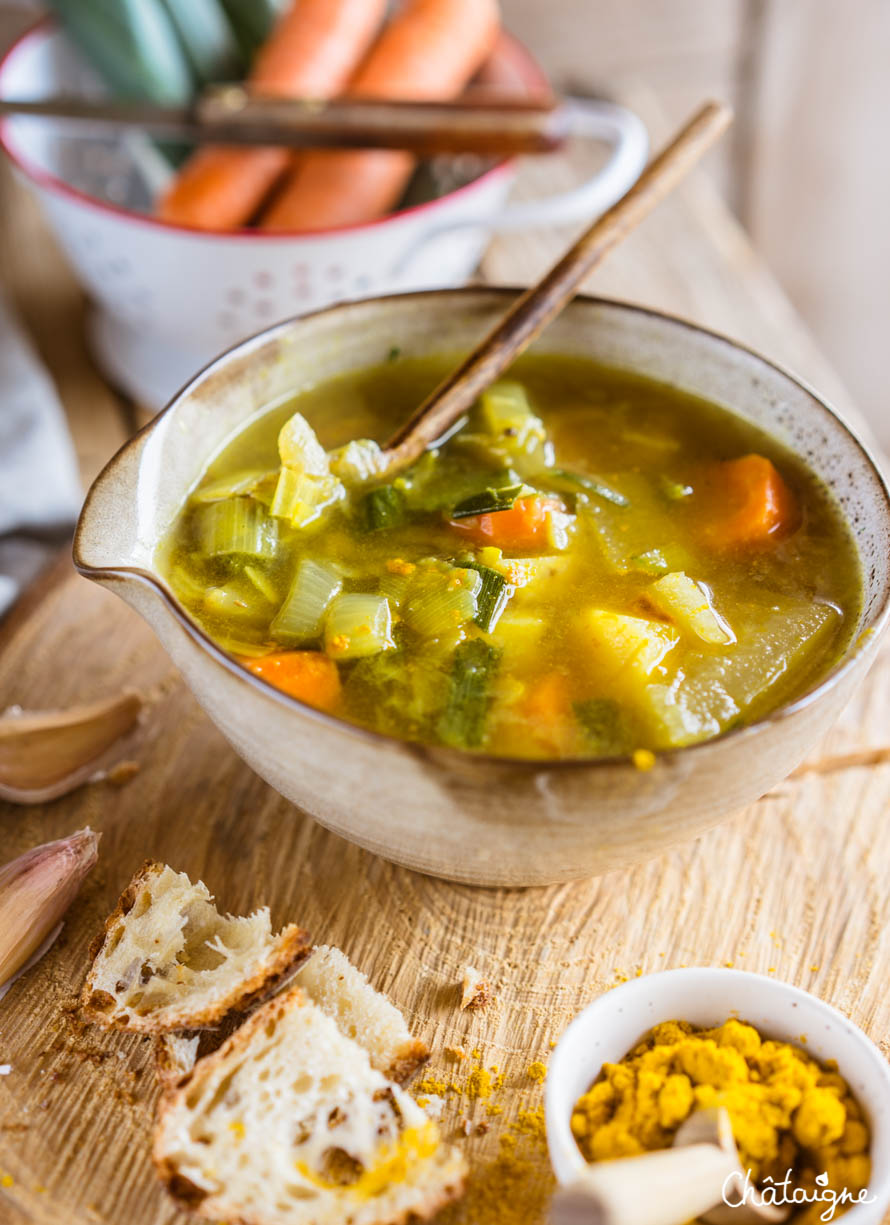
xmin=158 ymin=0 xmax=388 ymax=231
xmin=259 ymin=0 xmax=501 ymax=232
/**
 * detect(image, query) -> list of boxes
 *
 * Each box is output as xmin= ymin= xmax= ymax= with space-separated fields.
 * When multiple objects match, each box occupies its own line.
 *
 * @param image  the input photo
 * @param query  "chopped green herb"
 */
xmin=574 ymin=698 xmax=632 ymax=755
xmin=549 ymin=470 xmax=629 ymax=507
xmin=361 ymin=484 xmax=406 ymax=532
xmin=438 ymin=639 xmax=501 ymax=748
xmin=387 ymin=345 xmax=401 ymax=362
xmin=463 ymin=561 xmax=510 ymax=632
xmin=451 ymin=483 xmax=525 ymax=519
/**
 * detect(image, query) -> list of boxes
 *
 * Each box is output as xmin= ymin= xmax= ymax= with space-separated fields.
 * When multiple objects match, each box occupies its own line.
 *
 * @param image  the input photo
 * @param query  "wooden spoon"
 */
xmin=672 ymin=1107 xmax=789 ymax=1225
xmin=379 ymin=100 xmax=732 ymax=480
xmin=0 ymin=692 xmax=142 ymax=804
xmin=550 ymin=1108 xmax=788 ymax=1225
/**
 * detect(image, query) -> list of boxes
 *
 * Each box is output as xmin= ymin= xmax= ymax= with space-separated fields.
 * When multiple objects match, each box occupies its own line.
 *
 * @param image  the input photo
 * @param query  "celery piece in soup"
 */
xmin=272 ymin=560 xmax=342 ymax=646
xmin=325 ymin=593 xmax=394 ymax=660
xmin=197 ymin=498 xmax=278 ymax=560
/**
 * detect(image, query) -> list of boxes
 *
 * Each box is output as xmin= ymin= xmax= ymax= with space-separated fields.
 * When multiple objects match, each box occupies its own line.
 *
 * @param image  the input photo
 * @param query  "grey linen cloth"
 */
xmin=0 ymin=289 xmax=82 ymax=615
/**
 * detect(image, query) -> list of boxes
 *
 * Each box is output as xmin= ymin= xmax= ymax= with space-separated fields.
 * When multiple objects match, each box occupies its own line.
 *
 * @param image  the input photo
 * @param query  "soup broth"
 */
xmin=159 ymin=354 xmax=861 ymax=759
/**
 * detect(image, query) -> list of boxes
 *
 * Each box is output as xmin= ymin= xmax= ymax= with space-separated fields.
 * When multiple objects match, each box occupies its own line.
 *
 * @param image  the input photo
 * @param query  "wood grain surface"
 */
xmin=2 ymin=112 xmax=890 ymax=1225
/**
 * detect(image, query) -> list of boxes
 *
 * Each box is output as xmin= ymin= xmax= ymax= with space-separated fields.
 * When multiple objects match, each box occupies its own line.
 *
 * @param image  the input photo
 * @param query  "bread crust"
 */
xmin=81 ymin=862 xmax=311 ymax=1032
xmin=386 ymin=1038 xmax=431 ymax=1087
xmin=154 ymin=987 xmax=465 ymax=1225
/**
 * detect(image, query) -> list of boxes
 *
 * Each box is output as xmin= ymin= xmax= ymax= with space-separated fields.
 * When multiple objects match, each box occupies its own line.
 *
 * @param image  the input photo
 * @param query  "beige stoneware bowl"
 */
xmin=74 ymin=290 xmax=890 ymax=886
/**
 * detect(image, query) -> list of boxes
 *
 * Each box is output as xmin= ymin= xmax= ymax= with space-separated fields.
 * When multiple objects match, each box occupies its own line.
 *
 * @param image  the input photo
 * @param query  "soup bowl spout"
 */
xmin=74 ymin=290 xmax=890 ymax=887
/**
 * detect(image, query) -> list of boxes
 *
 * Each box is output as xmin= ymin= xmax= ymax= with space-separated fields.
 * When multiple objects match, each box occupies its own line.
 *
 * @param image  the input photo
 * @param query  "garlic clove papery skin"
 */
xmin=0 ymin=827 xmax=100 ymax=988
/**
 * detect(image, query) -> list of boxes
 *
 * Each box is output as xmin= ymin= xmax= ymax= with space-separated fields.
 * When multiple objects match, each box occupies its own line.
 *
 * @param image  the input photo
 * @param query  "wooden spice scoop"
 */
xmin=550 ymin=1108 xmax=789 ymax=1225
xmin=379 ymin=99 xmax=733 ymax=479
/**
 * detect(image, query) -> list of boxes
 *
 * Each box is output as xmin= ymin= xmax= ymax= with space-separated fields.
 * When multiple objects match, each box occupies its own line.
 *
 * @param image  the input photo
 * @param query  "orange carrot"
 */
xmin=259 ymin=0 xmax=501 ymax=231
xmin=521 ymin=673 xmax=572 ymax=723
xmin=237 ymin=651 xmax=341 ymax=711
xmin=501 ymin=671 xmax=577 ymax=754
xmin=706 ymin=454 xmax=798 ymax=548
xmin=158 ymin=0 xmax=388 ymax=230
xmin=447 ymin=495 xmax=562 ymax=552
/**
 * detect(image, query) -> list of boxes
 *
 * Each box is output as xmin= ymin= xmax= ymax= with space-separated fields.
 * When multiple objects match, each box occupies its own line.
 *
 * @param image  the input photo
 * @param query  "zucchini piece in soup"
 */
xmin=438 ymin=639 xmax=501 ymax=749
xmin=462 ymin=561 xmax=511 ymax=633
xmin=360 ymin=484 xmax=406 ymax=532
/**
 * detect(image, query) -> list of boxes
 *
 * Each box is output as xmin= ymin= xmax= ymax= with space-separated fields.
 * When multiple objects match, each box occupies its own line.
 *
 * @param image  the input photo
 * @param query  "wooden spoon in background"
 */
xmin=379 ymin=100 xmax=732 ymax=480
xmin=550 ymin=1107 xmax=789 ymax=1225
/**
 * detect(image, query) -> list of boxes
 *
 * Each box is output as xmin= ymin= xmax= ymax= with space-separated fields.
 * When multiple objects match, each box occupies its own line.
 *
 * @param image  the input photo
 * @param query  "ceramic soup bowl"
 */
xmin=74 ymin=290 xmax=890 ymax=887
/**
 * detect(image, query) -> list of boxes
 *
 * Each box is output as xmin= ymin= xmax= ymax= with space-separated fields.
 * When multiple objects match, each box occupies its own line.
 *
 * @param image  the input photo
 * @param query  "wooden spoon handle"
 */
xmin=381 ymin=100 xmax=732 ymax=475
xmin=550 ymin=1143 xmax=738 ymax=1225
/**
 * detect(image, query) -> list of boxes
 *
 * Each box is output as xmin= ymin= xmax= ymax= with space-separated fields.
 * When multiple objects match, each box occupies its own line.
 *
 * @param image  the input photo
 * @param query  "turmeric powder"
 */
xmin=571 ymin=1019 xmax=870 ymax=1221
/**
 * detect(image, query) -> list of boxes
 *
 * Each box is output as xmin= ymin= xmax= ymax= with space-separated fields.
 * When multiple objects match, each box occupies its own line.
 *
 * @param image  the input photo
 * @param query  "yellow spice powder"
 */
xmin=438 ymin=1103 xmax=552 ymax=1225
xmin=571 ymin=1018 xmax=870 ymax=1224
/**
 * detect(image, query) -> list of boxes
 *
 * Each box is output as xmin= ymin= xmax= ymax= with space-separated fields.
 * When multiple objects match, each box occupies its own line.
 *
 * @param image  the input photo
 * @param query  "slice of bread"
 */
xmin=82 ymin=862 xmax=310 ymax=1031
xmin=154 ymin=943 xmax=429 ymax=1089
xmin=154 ymin=985 xmax=467 ymax=1225
xmin=294 ymin=945 xmax=429 ymax=1085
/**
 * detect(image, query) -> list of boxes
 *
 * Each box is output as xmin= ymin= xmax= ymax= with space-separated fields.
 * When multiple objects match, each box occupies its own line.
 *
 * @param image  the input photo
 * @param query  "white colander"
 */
xmin=0 ymin=20 xmax=648 ymax=409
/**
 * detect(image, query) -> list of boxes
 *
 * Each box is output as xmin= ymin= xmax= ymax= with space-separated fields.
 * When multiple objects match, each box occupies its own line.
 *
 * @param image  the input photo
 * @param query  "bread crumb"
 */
xmin=445 ymin=1046 xmax=466 ymax=1063
xmin=422 ymin=1094 xmax=445 ymax=1120
xmin=476 ymin=1121 xmax=490 ymax=1135
xmin=460 ymin=966 xmax=493 ymax=1011
xmin=106 ymin=760 xmax=140 ymax=786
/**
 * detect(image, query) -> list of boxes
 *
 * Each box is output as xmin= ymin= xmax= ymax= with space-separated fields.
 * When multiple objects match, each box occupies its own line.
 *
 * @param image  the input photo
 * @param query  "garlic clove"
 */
xmin=0 ymin=692 xmax=142 ymax=804
xmin=0 ymin=827 xmax=99 ymax=989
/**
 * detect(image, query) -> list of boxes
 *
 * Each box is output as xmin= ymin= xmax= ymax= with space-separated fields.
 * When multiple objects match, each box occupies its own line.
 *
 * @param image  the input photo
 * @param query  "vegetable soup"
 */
xmin=159 ymin=354 xmax=861 ymax=759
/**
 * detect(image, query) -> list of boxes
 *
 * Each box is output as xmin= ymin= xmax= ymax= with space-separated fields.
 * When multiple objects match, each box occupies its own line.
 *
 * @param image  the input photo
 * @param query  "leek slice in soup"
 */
xmin=158 ymin=354 xmax=861 ymax=761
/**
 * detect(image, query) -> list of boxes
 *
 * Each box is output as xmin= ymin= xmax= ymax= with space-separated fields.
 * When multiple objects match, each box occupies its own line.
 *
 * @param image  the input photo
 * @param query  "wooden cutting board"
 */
xmin=2 ymin=107 xmax=890 ymax=1225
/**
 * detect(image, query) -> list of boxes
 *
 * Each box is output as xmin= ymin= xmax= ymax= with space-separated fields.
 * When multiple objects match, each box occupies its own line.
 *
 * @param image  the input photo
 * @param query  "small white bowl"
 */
xmin=546 ymin=968 xmax=890 ymax=1225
